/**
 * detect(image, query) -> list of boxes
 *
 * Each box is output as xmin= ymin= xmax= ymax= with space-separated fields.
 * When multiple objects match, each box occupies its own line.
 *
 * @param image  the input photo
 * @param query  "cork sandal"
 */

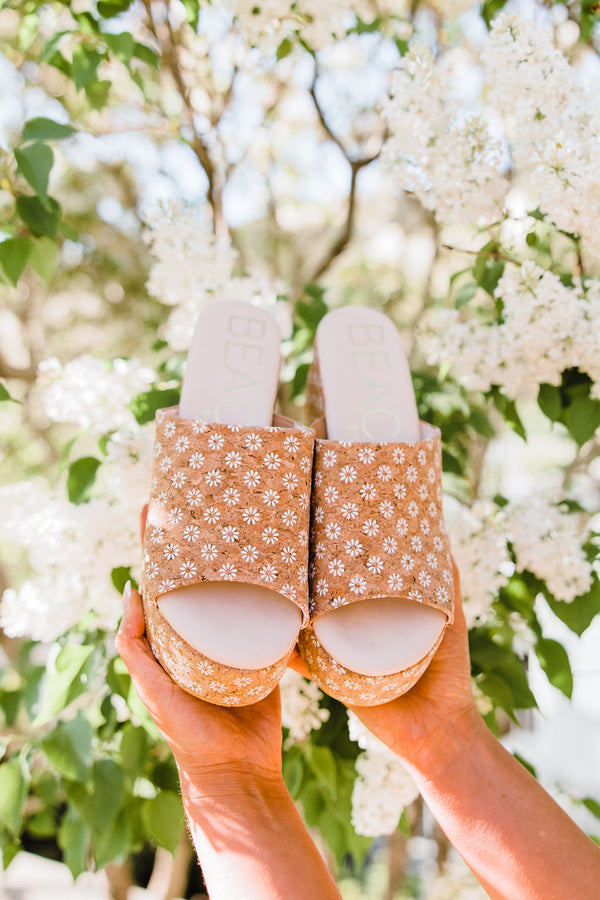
xmin=141 ymin=302 xmax=315 ymax=706
xmin=297 ymin=307 xmax=454 ymax=706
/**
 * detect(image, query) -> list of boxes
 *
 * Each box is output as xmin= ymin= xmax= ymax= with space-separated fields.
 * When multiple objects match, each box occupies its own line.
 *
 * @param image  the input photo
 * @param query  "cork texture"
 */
xmin=141 ymin=406 xmax=315 ymax=705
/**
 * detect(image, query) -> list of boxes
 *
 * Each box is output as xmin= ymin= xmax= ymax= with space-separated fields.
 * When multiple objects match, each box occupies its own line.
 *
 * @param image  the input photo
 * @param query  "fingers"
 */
xmin=140 ymin=504 xmax=148 ymax=545
xmin=287 ymin=646 xmax=311 ymax=679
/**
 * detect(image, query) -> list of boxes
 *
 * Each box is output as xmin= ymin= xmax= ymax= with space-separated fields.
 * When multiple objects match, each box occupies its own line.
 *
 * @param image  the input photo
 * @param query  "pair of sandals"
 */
xmin=141 ymin=303 xmax=454 ymax=707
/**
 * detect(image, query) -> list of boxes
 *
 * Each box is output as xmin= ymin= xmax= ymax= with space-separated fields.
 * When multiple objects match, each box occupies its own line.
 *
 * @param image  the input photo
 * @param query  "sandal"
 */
xmin=298 ymin=307 xmax=453 ymax=706
xmin=141 ymin=302 xmax=315 ymax=706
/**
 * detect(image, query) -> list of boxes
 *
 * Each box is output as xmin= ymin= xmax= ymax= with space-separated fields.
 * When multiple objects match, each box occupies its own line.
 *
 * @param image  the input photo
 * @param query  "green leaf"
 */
xmin=454 ymin=282 xmax=478 ymax=309
xmin=180 ymin=0 xmax=200 ymax=28
xmin=71 ymin=759 xmax=125 ymax=834
xmin=27 ymin=809 xmax=57 ymax=838
xmin=22 ymin=117 xmax=76 ymax=142
xmin=0 ymin=238 xmax=32 ymax=286
xmin=120 ymin=723 xmax=148 ymax=779
xmin=16 ymin=195 xmax=60 ymax=238
xmin=565 ymin=396 xmax=600 ymax=447
xmin=282 ymin=749 xmax=304 ymax=799
xmin=473 ymin=245 xmax=505 ymax=296
xmin=15 ymin=142 xmax=54 ymax=199
xmin=545 ymin=575 xmax=600 ymax=636
xmin=28 ymin=237 xmax=58 ymax=283
xmin=84 ymin=79 xmax=111 ymax=111
xmin=535 ymin=638 xmax=573 ymax=698
xmin=490 ymin=387 xmax=526 ymax=440
xmin=583 ymin=798 xmax=600 ymax=820
xmin=58 ymin=808 xmax=89 ymax=879
xmin=133 ymin=41 xmax=160 ymax=68
xmin=93 ymin=805 xmax=132 ymax=868
xmin=42 ymin=714 xmax=94 ymax=782
xmin=97 ymin=0 xmax=135 ymax=17
xmin=111 ymin=566 xmax=133 ymax=594
xmin=0 ymin=760 xmax=28 ymax=834
xmin=71 ymin=44 xmax=105 ymax=89
xmin=35 ymin=643 xmax=94 ymax=724
xmin=513 ymin=753 xmax=537 ymax=778
xmin=0 ymin=383 xmax=19 ymax=403
xmin=67 ymin=456 xmax=101 ymax=504
xmin=141 ymin=791 xmax=184 ymax=855
xmin=129 ymin=388 xmax=180 ymax=425
xmin=277 ymin=37 xmax=294 ymax=60
xmin=104 ymin=31 xmax=135 ymax=64
xmin=538 ymin=382 xmax=562 ymax=422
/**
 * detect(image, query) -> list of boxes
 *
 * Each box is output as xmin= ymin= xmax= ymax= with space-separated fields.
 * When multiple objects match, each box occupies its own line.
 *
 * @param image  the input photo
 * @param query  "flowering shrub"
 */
xmin=1 ymin=0 xmax=600 ymax=894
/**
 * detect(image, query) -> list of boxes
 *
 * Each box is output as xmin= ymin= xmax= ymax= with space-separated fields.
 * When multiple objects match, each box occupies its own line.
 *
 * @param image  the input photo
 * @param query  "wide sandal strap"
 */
xmin=142 ymin=407 xmax=315 ymax=624
xmin=309 ymin=422 xmax=454 ymax=622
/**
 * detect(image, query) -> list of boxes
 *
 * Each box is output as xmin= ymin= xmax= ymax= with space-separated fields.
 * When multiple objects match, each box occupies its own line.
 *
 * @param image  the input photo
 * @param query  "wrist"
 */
xmin=177 ymin=761 xmax=288 ymax=806
xmin=402 ymin=703 xmax=490 ymax=784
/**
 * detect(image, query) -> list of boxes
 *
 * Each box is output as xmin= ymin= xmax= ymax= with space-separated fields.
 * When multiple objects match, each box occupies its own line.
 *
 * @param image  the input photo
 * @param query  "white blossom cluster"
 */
xmin=0 ymin=429 xmax=154 ymax=642
xmin=446 ymin=498 xmax=510 ymax=627
xmin=420 ymin=263 xmax=600 ymax=400
xmin=348 ymin=711 xmax=419 ymax=836
xmin=484 ymin=15 xmax=600 ymax=260
xmin=145 ymin=211 xmax=291 ymax=351
xmin=429 ymin=857 xmax=489 ymax=900
xmin=380 ymin=44 xmax=507 ymax=226
xmin=280 ymin=669 xmax=330 ymax=743
xmin=35 ymin=355 xmax=155 ymax=433
xmin=504 ymin=493 xmax=592 ymax=604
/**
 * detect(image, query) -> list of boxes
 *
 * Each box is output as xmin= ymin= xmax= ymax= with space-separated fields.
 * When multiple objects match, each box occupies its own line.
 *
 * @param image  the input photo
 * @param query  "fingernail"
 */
xmin=123 ymin=580 xmax=132 ymax=614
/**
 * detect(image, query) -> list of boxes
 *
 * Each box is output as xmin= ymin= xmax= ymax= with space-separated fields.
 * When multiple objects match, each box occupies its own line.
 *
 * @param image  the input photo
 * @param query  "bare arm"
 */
xmin=348 ymin=562 xmax=600 ymax=900
xmin=116 ymin=584 xmax=341 ymax=900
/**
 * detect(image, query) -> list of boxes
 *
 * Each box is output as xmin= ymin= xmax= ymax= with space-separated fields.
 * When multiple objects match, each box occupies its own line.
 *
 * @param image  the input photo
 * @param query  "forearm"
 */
xmin=178 ymin=767 xmax=342 ymax=900
xmin=404 ymin=710 xmax=600 ymax=900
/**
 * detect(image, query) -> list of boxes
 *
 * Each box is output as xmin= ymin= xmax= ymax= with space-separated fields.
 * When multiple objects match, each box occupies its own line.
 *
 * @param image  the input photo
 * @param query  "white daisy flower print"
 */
xmin=407 ymin=501 xmax=419 ymax=517
xmin=406 ymin=465 xmax=418 ymax=483
xmin=377 ymin=464 xmax=392 ymax=482
xmin=419 ymin=570 xmax=432 ymax=588
xmin=191 ymin=421 xmax=208 ymax=434
xmin=433 ymin=536 xmax=444 ymax=552
xmin=314 ymin=542 xmax=327 ymax=560
xmin=260 ymin=563 xmax=278 ymax=583
xmin=281 ymin=546 xmax=297 ymax=564
xmin=183 ymin=524 xmax=201 ymax=542
xmin=159 ymin=578 xmax=176 ymax=592
xmin=186 ymin=488 xmax=202 ymax=507
xmin=171 ymin=472 xmax=187 ymax=488
xmin=180 ymin=560 xmax=198 ymax=579
xmin=396 ymin=518 xmax=408 ymax=536
xmin=156 ymin=491 xmax=168 ymax=506
xmin=417 ymin=449 xmax=427 ymax=465
xmin=241 ymin=544 xmax=258 ymax=563
xmin=330 ymin=596 xmax=346 ymax=609
xmin=408 ymin=588 xmax=422 ymax=602
xmin=244 ymin=469 xmax=261 ymax=488
xmin=219 ymin=562 xmax=238 ymax=580
xmin=221 ymin=525 xmax=239 ymax=543
xmin=322 ymin=449 xmax=337 ymax=468
xmin=197 ymin=659 xmax=214 ymax=675
xmin=264 ymin=451 xmax=281 ymax=470
xmin=420 ymin=519 xmax=431 ymax=535
xmin=146 ymin=561 xmax=159 ymax=579
xmin=344 ymin=538 xmax=363 ymax=558
xmin=362 ymin=519 xmax=380 ymax=537
xmin=150 ymin=527 xmax=165 ymax=544
xmin=366 ymin=556 xmax=384 ymax=575
xmin=314 ymin=471 xmax=323 ymax=487
xmin=223 ymin=487 xmax=241 ymax=506
xmin=280 ymin=583 xmax=297 ymax=601
xmin=411 ymin=535 xmax=423 ymax=552
xmin=401 ymin=553 xmax=414 ymax=571
xmin=328 ymin=558 xmax=345 ymax=576
xmin=281 ymin=509 xmax=298 ymax=527
xmin=205 ymin=469 xmax=222 ymax=487
xmin=263 ymin=489 xmax=280 ymax=507
xmin=383 ymin=536 xmax=398 ymax=555
xmin=245 ymin=432 xmax=262 ymax=450
xmin=442 ymin=567 xmax=452 ymax=584
xmin=394 ymin=483 xmax=407 ymax=500
xmin=339 ymin=465 xmax=357 ymax=484
xmin=159 ymin=456 xmax=173 ymax=473
xmin=316 ymin=578 xmax=329 ymax=596
xmin=284 ymin=434 xmax=300 ymax=452
xmin=314 ymin=507 xmax=325 ymax=524
xmin=324 ymin=486 xmax=339 ymax=504
xmin=167 ymin=507 xmax=184 ymax=525
xmin=175 ymin=436 xmax=190 ymax=452
xmin=426 ymin=552 xmax=438 ymax=568
xmin=379 ymin=500 xmax=394 ymax=519
xmin=154 ymin=441 xmax=163 ymax=456
xmin=282 ymin=472 xmax=298 ymax=490
xmin=225 ymin=450 xmax=242 ymax=469
xmin=204 ymin=506 xmax=220 ymax=524
xmin=325 ymin=522 xmax=341 ymax=540
xmin=435 ymin=586 xmax=449 ymax=603
xmin=428 ymin=502 xmax=439 ymax=519
xmin=341 ymin=502 xmax=359 ymax=520
xmin=164 ymin=422 xmax=176 ymax=437
xmin=242 ymin=507 xmax=260 ymax=525
xmin=262 ymin=526 xmax=279 ymax=545
xmin=360 ymin=483 xmax=376 ymax=501
xmin=299 ymin=456 xmax=312 ymax=472
xmin=189 ymin=452 xmax=205 ymax=469
xmin=392 ymin=447 xmax=405 ymax=465
xmin=418 ymin=485 xmax=429 ymax=500
xmin=388 ymin=573 xmax=404 ymax=591
xmin=164 ymin=543 xmax=180 ymax=560
xmin=208 ymin=433 xmax=225 ymax=450
xmin=349 ymin=575 xmax=367 ymax=595
xmin=358 ymin=447 xmax=375 ymax=465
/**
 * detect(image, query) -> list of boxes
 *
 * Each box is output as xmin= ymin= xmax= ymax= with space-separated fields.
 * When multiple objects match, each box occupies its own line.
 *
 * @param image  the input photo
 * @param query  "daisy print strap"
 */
xmin=141 ymin=302 xmax=314 ymax=706
xmin=299 ymin=307 xmax=453 ymax=706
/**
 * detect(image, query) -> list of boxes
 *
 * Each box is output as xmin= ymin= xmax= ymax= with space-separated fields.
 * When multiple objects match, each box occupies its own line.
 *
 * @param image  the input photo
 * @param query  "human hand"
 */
xmin=289 ymin=558 xmax=479 ymax=770
xmin=115 ymin=508 xmax=284 ymax=788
